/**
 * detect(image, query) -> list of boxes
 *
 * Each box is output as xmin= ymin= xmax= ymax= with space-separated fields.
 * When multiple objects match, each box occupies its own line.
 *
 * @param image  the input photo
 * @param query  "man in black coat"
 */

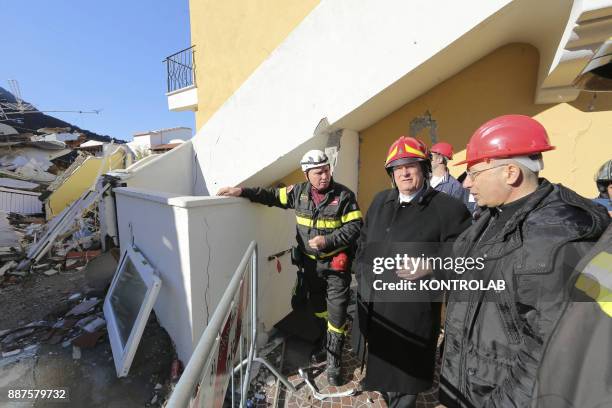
xmin=440 ymin=115 xmax=610 ymax=408
xmin=352 ymin=136 xmax=471 ymax=408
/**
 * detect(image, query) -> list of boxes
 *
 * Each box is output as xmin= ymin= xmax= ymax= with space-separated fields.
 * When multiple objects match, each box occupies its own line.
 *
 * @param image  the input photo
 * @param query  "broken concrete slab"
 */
xmin=82 ymin=317 xmax=105 ymax=333
xmin=0 ymin=260 xmax=17 ymax=276
xmin=72 ymin=330 xmax=105 ymax=349
xmin=65 ymin=298 xmax=100 ymax=317
xmin=75 ymin=315 xmax=97 ymax=329
xmin=43 ymin=268 xmax=58 ymax=276
xmin=0 ymin=178 xmax=39 ymax=190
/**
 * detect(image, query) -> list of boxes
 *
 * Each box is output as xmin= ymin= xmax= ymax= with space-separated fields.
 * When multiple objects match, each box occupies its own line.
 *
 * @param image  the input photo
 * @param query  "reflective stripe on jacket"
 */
xmin=240 ymin=181 xmax=363 ymax=260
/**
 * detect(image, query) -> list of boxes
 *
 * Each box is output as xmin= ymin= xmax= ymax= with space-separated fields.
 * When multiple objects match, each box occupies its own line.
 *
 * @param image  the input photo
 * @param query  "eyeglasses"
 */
xmin=466 ymin=164 xmax=508 ymax=180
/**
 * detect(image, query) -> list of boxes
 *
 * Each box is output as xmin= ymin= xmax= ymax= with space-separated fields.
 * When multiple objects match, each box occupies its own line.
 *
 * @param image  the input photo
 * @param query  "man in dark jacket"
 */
xmin=217 ymin=149 xmax=362 ymax=386
xmin=440 ymin=115 xmax=611 ymax=408
xmin=430 ymin=141 xmax=468 ymax=204
xmin=352 ymin=136 xmax=471 ymax=408
xmin=534 ymin=222 xmax=612 ymax=408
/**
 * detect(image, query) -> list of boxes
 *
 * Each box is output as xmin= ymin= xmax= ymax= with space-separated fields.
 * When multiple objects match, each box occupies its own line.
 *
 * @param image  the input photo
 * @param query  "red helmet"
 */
xmin=384 ymin=136 xmax=428 ymax=169
xmin=430 ymin=142 xmax=454 ymax=160
xmin=455 ymin=115 xmax=555 ymax=167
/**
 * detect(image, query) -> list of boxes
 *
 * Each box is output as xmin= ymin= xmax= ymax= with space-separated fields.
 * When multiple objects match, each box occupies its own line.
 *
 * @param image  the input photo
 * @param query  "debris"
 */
xmin=72 ymin=331 xmax=105 ymax=349
xmin=65 ymin=298 xmax=100 ymax=317
xmin=0 ymin=178 xmax=39 ymax=190
xmin=2 ymin=349 xmax=21 ymax=358
xmin=72 ymin=345 xmax=81 ymax=360
xmin=20 ymin=185 xmax=109 ymax=269
xmin=151 ymin=395 xmax=158 ymax=404
xmin=82 ymin=317 xmax=105 ymax=333
xmin=32 ymin=263 xmax=51 ymax=270
xmin=68 ymin=293 xmax=82 ymax=301
xmin=0 ymin=327 xmax=36 ymax=344
xmin=0 ymin=260 xmax=17 ymax=276
xmin=8 ymin=270 xmax=26 ymax=277
xmin=154 ymin=383 xmax=162 ymax=390
xmin=66 ymin=249 xmax=101 ymax=260
xmin=75 ymin=315 xmax=97 ymax=329
xmin=66 ymin=259 xmax=79 ymax=268
xmin=43 ymin=269 xmax=58 ymax=276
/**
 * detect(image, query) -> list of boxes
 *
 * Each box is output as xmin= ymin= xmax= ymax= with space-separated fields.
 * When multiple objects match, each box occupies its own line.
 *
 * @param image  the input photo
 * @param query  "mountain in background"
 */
xmin=0 ymin=86 xmax=124 ymax=143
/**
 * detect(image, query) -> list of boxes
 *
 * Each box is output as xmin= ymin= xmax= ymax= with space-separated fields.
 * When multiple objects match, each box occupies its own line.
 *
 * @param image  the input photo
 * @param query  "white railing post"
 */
xmin=166 ymin=241 xmax=295 ymax=408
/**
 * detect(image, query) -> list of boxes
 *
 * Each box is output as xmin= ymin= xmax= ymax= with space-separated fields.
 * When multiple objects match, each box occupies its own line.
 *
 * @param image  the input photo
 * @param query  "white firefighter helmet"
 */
xmin=300 ymin=150 xmax=330 ymax=172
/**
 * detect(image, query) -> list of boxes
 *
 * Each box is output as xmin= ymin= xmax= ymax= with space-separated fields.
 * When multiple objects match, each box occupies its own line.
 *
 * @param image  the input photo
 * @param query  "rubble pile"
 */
xmin=0 ymin=293 xmax=107 ymax=358
xmin=0 ymin=130 xmax=79 ymax=185
xmin=0 ymin=206 xmax=101 ymax=287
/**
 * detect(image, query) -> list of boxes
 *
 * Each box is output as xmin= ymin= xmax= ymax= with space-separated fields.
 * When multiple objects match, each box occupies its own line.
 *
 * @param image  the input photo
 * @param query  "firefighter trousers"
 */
xmin=302 ymin=255 xmax=351 ymax=334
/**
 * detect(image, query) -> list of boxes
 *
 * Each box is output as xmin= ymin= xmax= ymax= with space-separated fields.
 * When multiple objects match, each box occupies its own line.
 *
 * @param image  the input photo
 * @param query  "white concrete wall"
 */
xmin=167 ymin=86 xmax=198 ymax=112
xmin=114 ymin=189 xmax=194 ymax=364
xmin=122 ymin=140 xmax=194 ymax=195
xmin=191 ymin=0 xmax=517 ymax=194
xmin=114 ymin=188 xmax=296 ymax=363
xmin=160 ymin=128 xmax=192 ymax=145
xmin=132 ymin=134 xmax=152 ymax=147
xmin=188 ymin=0 xmax=596 ymax=196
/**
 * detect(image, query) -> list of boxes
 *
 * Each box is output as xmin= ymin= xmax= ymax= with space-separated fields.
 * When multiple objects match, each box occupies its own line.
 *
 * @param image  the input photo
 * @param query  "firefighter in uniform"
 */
xmin=217 ymin=150 xmax=363 ymax=385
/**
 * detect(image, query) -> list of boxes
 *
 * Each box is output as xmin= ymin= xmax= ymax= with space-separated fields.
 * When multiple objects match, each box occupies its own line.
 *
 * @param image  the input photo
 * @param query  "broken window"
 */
xmin=103 ymin=245 xmax=162 ymax=377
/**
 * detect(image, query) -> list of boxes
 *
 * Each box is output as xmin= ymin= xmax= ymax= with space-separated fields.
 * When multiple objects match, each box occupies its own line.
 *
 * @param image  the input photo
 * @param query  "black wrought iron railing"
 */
xmin=164 ymin=46 xmax=196 ymax=93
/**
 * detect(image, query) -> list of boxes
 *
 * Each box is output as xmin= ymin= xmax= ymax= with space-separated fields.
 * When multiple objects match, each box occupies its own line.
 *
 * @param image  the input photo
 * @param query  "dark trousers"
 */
xmin=382 ymin=392 xmax=417 ymax=408
xmin=302 ymin=256 xmax=351 ymax=332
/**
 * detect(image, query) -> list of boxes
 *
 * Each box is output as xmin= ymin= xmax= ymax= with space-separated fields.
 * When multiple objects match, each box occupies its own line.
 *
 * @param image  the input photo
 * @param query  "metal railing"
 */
xmin=166 ymin=241 xmax=295 ymax=408
xmin=164 ymin=46 xmax=196 ymax=93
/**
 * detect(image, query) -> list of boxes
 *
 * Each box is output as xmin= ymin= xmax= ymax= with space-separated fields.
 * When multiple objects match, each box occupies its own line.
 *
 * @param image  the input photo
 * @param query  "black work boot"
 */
xmin=326 ymin=331 xmax=344 ymax=386
xmin=310 ymin=317 xmax=327 ymax=364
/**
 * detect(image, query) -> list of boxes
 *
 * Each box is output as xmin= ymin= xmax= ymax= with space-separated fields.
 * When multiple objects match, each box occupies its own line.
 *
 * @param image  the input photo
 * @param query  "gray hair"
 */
xmin=494 ymin=154 xmax=543 ymax=180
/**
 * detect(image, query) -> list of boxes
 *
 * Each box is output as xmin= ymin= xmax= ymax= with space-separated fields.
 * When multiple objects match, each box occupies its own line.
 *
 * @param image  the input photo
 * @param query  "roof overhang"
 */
xmin=334 ymin=0 xmax=612 ymax=131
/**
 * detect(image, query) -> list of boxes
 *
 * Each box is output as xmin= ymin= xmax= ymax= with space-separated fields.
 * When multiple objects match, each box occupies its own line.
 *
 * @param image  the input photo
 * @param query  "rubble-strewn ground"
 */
xmin=0 ymin=266 xmax=89 ymax=331
xmin=0 ymin=313 xmax=173 ymax=408
xmin=0 ymin=208 xmax=177 ymax=407
xmin=248 ymin=321 xmax=444 ymax=408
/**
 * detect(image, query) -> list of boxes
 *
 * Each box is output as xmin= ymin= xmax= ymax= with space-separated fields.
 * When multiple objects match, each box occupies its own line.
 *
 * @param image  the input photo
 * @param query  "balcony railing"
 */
xmin=164 ymin=46 xmax=196 ymax=93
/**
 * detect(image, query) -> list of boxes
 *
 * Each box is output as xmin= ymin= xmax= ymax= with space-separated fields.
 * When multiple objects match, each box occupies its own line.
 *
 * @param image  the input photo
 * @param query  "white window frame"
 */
xmin=103 ymin=245 xmax=162 ymax=377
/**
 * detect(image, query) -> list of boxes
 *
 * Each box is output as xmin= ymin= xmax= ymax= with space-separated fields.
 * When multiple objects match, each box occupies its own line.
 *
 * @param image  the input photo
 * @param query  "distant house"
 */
xmin=127 ymin=127 xmax=192 ymax=157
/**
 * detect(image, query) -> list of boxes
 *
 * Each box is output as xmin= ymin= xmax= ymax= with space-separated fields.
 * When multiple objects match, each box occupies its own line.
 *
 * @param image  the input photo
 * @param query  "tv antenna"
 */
xmin=0 ymin=79 xmax=101 ymax=122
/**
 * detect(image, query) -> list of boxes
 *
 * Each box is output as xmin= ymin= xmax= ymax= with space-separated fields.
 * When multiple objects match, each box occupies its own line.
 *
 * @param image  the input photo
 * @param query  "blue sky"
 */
xmin=1 ymin=0 xmax=194 ymax=141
